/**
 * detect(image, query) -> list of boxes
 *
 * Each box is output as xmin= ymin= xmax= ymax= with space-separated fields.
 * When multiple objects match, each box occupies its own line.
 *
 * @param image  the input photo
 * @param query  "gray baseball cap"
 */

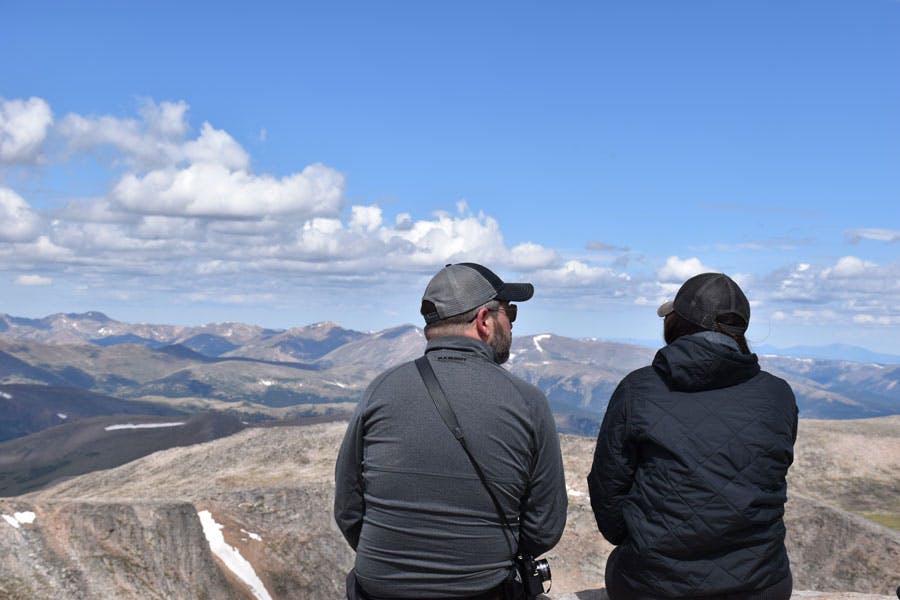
xmin=657 ymin=272 xmax=750 ymax=334
xmin=421 ymin=263 xmax=534 ymax=324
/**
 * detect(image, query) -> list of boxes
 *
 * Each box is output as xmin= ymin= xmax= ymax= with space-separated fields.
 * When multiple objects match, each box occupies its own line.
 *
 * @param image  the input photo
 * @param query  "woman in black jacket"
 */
xmin=588 ymin=273 xmax=797 ymax=600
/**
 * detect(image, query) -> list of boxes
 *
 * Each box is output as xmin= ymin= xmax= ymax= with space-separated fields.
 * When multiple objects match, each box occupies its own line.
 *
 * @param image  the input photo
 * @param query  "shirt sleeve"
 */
xmin=587 ymin=379 xmax=636 ymax=545
xmin=333 ymin=399 xmax=366 ymax=550
xmin=518 ymin=390 xmax=568 ymax=557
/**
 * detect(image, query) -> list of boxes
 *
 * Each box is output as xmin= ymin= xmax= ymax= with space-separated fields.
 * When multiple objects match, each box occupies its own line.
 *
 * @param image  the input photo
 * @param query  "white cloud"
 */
xmin=0 ymin=188 xmax=42 ymax=242
xmin=59 ymin=100 xmax=247 ymax=171
xmin=51 ymin=221 xmax=190 ymax=254
xmin=822 ymin=256 xmax=876 ymax=278
xmin=760 ymin=258 xmax=900 ymax=330
xmin=14 ymin=274 xmax=52 ymax=286
xmin=182 ymin=122 xmax=249 ymax=170
xmin=392 ymin=210 xmax=508 ymax=266
xmin=0 ymin=235 xmax=72 ymax=270
xmin=852 ymin=314 xmax=900 ymax=325
xmin=771 ymin=309 xmax=839 ymax=322
xmin=139 ymin=99 xmax=189 ymax=137
xmin=656 ymin=256 xmax=713 ymax=283
xmin=59 ymin=99 xmax=191 ymax=168
xmin=0 ymin=97 xmax=53 ymax=163
xmin=111 ymin=162 xmax=344 ymax=219
xmin=507 ymin=243 xmax=558 ymax=270
xmin=61 ymin=100 xmax=341 ymax=222
xmin=534 ymin=260 xmax=630 ymax=288
xmin=846 ymin=228 xmax=900 ymax=243
xmin=349 ymin=205 xmax=383 ymax=232
xmin=133 ymin=216 xmax=204 ymax=240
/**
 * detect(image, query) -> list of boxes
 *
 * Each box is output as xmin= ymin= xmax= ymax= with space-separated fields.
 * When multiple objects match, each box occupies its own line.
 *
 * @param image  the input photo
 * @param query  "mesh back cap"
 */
xmin=421 ymin=263 xmax=534 ymax=324
xmin=657 ymin=272 xmax=750 ymax=334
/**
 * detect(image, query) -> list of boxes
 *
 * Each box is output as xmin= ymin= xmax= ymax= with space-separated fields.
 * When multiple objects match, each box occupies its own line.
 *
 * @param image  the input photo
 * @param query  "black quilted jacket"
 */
xmin=587 ymin=332 xmax=798 ymax=598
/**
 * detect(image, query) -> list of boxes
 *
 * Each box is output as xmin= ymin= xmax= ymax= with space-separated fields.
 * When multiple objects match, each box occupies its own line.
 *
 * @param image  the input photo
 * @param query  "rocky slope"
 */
xmin=1 ymin=417 xmax=897 ymax=599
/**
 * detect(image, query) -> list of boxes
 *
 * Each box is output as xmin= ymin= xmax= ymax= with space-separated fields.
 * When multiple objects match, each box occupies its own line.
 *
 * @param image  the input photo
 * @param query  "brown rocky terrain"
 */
xmin=1 ymin=417 xmax=897 ymax=599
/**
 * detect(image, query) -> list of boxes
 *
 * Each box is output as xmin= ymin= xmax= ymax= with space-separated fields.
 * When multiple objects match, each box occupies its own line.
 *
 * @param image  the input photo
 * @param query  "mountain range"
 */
xmin=1 ymin=312 xmax=898 ymax=443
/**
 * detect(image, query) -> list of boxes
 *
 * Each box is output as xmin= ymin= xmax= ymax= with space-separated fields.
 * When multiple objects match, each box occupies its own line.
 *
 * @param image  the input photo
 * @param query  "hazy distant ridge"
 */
xmin=0 ymin=312 xmax=897 ymax=438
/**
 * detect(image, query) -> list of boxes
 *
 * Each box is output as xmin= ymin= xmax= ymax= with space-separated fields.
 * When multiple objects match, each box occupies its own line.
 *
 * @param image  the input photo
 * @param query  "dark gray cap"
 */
xmin=657 ymin=272 xmax=750 ymax=334
xmin=421 ymin=263 xmax=534 ymax=324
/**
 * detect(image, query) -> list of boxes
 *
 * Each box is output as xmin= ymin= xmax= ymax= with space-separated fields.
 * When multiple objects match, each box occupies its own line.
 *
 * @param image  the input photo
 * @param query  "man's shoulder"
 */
xmin=364 ymin=360 xmax=419 ymax=396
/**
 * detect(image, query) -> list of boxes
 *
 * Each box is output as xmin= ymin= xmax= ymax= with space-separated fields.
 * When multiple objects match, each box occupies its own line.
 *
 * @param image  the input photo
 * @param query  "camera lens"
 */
xmin=535 ymin=559 xmax=551 ymax=582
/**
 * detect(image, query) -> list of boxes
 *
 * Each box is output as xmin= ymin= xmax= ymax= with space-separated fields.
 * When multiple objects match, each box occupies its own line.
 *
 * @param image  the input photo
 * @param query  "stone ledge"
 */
xmin=546 ymin=590 xmax=897 ymax=599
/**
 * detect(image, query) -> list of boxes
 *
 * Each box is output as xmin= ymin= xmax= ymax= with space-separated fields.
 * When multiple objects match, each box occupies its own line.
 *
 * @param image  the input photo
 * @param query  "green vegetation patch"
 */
xmin=859 ymin=512 xmax=900 ymax=531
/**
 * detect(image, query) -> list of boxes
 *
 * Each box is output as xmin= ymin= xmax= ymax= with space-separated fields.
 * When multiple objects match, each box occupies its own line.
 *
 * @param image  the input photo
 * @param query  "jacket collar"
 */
xmin=424 ymin=335 xmax=496 ymax=363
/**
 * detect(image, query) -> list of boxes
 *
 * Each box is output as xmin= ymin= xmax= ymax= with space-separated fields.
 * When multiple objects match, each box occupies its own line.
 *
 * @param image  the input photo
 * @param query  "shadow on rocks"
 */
xmin=545 ymin=589 xmax=609 ymax=600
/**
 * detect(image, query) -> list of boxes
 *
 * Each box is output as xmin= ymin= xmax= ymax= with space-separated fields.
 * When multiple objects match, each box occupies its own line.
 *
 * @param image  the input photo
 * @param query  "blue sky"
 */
xmin=1 ymin=1 xmax=898 ymax=353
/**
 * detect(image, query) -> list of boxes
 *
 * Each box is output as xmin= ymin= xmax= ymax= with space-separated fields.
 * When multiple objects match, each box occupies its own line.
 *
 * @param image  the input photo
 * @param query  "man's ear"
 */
xmin=474 ymin=306 xmax=492 ymax=341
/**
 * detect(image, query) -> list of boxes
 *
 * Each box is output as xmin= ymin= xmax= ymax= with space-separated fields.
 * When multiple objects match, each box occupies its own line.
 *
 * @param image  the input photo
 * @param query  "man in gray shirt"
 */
xmin=334 ymin=263 xmax=567 ymax=599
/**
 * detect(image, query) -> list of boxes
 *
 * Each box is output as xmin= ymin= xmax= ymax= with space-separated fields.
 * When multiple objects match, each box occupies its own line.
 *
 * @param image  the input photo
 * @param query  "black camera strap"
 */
xmin=414 ymin=356 xmax=517 ymax=555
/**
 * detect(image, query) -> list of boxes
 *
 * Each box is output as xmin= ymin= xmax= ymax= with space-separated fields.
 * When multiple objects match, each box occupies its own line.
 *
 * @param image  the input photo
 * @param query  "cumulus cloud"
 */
xmin=2 ymin=99 xmax=566 ymax=289
xmin=390 ymin=209 xmax=508 ymax=266
xmin=249 ymin=206 xmax=561 ymax=274
xmin=822 ymin=256 xmax=876 ymax=278
xmin=0 ymin=97 xmax=53 ymax=163
xmin=110 ymin=162 xmax=344 ymax=218
xmin=349 ymin=205 xmax=383 ymax=232
xmin=656 ymin=256 xmax=714 ymax=283
xmin=507 ymin=243 xmax=558 ymax=270
xmin=0 ymin=188 xmax=42 ymax=242
xmin=15 ymin=274 xmax=52 ymax=286
xmin=0 ymin=235 xmax=72 ymax=267
xmin=760 ymin=258 xmax=900 ymax=328
xmin=59 ymin=100 xmax=250 ymax=171
xmin=59 ymin=99 xmax=192 ymax=168
xmin=182 ymin=122 xmax=249 ymax=170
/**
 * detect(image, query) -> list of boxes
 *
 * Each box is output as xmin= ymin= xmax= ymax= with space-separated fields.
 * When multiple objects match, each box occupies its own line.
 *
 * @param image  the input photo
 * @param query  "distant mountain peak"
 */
xmin=49 ymin=311 xmax=114 ymax=323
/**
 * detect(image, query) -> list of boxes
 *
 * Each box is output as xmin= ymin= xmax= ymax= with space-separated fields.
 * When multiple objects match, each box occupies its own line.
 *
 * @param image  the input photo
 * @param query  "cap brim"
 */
xmin=496 ymin=282 xmax=534 ymax=302
xmin=657 ymin=300 xmax=674 ymax=318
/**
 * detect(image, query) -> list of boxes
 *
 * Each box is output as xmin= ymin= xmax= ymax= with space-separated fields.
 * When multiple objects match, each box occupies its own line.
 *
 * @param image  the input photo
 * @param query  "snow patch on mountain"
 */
xmin=198 ymin=510 xmax=272 ymax=600
xmin=533 ymin=334 xmax=551 ymax=353
xmin=104 ymin=422 xmax=186 ymax=431
xmin=2 ymin=511 xmax=36 ymax=529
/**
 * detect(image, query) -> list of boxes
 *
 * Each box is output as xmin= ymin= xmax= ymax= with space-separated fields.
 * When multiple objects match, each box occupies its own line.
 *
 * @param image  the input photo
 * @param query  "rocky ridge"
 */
xmin=1 ymin=417 xmax=897 ymax=599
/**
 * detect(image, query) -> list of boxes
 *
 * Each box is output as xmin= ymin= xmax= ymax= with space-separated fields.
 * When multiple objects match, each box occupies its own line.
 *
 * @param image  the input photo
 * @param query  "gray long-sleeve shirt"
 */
xmin=334 ymin=336 xmax=567 ymax=598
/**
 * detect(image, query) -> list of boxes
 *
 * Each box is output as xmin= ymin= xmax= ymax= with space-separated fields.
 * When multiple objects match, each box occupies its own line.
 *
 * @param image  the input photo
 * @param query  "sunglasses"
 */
xmin=490 ymin=303 xmax=517 ymax=323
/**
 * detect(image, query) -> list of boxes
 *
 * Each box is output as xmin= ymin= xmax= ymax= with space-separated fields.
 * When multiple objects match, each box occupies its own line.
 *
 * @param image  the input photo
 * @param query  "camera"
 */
xmin=515 ymin=553 xmax=551 ymax=597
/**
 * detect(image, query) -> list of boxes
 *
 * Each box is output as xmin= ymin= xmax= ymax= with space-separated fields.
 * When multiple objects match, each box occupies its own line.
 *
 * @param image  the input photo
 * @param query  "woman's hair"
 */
xmin=664 ymin=311 xmax=751 ymax=354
